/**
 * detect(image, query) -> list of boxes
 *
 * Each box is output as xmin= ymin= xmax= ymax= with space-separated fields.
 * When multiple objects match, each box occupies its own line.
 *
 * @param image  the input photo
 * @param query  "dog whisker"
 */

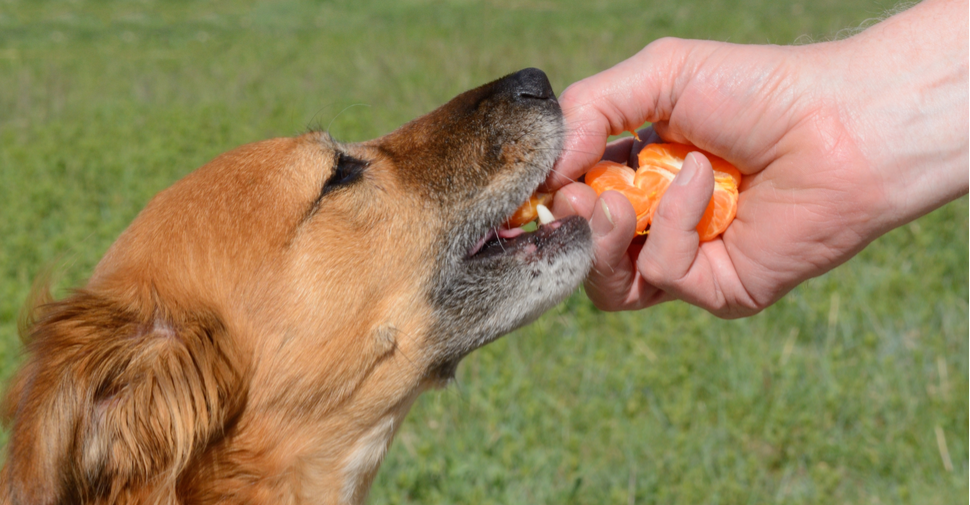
xmin=325 ymin=103 xmax=372 ymax=138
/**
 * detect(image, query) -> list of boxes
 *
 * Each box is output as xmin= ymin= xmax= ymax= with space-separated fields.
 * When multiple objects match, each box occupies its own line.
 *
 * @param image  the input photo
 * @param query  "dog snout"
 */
xmin=502 ymin=67 xmax=556 ymax=102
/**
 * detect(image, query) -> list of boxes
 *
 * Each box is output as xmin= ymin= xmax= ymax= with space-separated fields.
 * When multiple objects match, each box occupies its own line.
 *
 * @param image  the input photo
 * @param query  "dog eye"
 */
xmin=321 ymin=153 xmax=366 ymax=197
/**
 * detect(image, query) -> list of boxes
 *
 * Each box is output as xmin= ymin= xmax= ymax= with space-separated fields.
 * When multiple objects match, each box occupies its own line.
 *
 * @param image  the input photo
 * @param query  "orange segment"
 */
xmin=632 ymin=165 xmax=673 ymax=225
xmin=585 ymin=161 xmax=653 ymax=233
xmin=583 ymin=143 xmax=741 ymax=241
xmin=695 ymin=186 xmax=738 ymax=241
xmin=586 ymin=160 xmax=635 ymax=188
xmin=636 ymin=143 xmax=740 ymax=241
xmin=510 ymin=144 xmax=741 ymax=240
xmin=637 ymin=143 xmax=742 ymax=186
xmin=506 ymin=192 xmax=554 ymax=228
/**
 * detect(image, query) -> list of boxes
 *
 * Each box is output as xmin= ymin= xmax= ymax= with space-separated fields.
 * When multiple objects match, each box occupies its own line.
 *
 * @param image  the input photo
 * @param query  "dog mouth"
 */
xmin=462 ymin=124 xmax=582 ymax=263
xmin=465 ymin=183 xmax=586 ymax=262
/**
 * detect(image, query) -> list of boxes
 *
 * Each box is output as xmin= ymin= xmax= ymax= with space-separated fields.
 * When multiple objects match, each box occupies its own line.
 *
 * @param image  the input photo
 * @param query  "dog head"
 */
xmin=2 ymin=68 xmax=592 ymax=504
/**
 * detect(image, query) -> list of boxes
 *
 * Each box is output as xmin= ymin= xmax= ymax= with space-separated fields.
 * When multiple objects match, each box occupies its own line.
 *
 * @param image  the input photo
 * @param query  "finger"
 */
xmin=636 ymin=152 xmax=716 ymax=304
xmin=649 ymin=120 xmax=691 ymax=146
xmin=582 ymin=191 xmax=645 ymax=311
xmin=555 ymin=177 xmax=671 ymax=311
xmin=553 ymin=180 xmax=669 ymax=310
xmin=546 ymin=43 xmax=687 ymax=191
xmin=550 ymin=182 xmax=598 ymax=219
xmin=590 ymin=191 xmax=637 ymax=270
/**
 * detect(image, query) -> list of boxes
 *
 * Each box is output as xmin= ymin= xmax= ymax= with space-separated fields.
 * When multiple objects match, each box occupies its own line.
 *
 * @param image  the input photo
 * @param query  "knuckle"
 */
xmin=645 ymin=36 xmax=682 ymax=53
xmin=583 ymin=281 xmax=622 ymax=312
xmin=652 ymin=198 xmax=678 ymax=223
xmin=653 ymin=195 xmax=689 ymax=229
xmin=637 ymin=255 xmax=676 ymax=289
xmin=640 ymin=37 xmax=687 ymax=61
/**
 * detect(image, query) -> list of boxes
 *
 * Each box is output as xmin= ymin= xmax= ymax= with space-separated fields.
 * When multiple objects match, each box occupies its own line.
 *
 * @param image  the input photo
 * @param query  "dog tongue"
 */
xmin=497 ymin=227 xmax=525 ymax=239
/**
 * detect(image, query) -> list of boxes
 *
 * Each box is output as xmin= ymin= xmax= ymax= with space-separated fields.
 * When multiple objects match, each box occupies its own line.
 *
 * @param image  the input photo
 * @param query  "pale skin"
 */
xmin=546 ymin=0 xmax=969 ymax=318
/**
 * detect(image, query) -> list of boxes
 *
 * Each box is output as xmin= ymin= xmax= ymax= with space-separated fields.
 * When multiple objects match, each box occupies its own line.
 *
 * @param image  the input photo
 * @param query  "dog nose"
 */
xmin=506 ymin=68 xmax=556 ymax=101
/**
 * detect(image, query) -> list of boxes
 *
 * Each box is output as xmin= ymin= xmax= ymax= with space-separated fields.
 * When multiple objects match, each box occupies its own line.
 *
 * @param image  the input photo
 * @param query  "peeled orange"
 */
xmin=586 ymin=143 xmax=741 ymax=241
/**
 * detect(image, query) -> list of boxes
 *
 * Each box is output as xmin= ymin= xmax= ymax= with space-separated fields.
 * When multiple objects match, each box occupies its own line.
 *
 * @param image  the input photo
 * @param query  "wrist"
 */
xmin=828 ymin=0 xmax=969 ymax=234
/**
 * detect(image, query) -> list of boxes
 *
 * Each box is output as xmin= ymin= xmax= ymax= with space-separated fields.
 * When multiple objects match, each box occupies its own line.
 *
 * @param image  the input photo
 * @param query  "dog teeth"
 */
xmin=536 ymin=204 xmax=554 ymax=225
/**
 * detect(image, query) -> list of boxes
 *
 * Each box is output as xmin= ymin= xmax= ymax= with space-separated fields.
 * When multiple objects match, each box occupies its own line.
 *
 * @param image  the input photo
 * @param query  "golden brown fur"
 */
xmin=1 ymin=69 xmax=592 ymax=504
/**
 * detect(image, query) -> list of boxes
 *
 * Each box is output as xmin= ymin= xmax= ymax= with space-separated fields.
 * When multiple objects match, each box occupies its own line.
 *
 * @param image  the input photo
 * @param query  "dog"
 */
xmin=1 ymin=68 xmax=593 ymax=504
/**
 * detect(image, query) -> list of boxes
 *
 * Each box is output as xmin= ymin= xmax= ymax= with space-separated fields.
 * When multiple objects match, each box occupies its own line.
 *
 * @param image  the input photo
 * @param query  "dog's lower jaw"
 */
xmin=428 ymin=216 xmax=594 ymax=369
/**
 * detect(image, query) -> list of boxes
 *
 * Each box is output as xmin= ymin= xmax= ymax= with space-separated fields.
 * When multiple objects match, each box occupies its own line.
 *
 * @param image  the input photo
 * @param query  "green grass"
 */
xmin=1 ymin=1 xmax=966 ymax=503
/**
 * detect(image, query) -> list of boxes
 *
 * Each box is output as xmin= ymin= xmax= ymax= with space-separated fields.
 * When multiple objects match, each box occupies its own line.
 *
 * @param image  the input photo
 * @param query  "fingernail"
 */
xmin=590 ymin=199 xmax=615 ymax=238
xmin=673 ymin=152 xmax=699 ymax=186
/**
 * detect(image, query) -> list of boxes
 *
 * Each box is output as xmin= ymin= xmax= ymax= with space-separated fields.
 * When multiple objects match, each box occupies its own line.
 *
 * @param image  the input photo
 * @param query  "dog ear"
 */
xmin=1 ymin=290 xmax=244 ymax=503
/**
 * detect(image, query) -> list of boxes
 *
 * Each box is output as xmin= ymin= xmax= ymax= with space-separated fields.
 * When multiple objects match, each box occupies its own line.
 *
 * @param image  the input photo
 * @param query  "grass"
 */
xmin=1 ymin=0 xmax=966 ymax=503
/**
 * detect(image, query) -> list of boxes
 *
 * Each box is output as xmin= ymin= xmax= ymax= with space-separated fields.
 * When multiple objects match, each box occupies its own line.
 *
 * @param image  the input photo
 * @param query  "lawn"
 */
xmin=0 ymin=0 xmax=966 ymax=503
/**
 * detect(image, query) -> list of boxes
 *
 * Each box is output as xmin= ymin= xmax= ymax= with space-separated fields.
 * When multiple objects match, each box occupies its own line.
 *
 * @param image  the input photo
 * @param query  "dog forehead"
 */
xmin=90 ymin=135 xmax=335 ymax=298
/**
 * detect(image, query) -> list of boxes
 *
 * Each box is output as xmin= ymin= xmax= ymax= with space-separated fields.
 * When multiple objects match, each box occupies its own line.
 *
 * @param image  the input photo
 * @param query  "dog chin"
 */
xmin=467 ymin=215 xmax=593 ymax=335
xmin=429 ymin=213 xmax=593 ymax=377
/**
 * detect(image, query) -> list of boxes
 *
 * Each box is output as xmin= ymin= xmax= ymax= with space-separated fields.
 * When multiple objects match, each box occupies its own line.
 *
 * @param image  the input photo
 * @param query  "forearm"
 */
xmin=832 ymin=0 xmax=968 ymax=233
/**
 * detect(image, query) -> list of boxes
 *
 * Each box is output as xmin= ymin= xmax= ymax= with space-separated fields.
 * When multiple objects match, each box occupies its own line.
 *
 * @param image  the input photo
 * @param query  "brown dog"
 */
xmin=1 ymin=68 xmax=592 ymax=504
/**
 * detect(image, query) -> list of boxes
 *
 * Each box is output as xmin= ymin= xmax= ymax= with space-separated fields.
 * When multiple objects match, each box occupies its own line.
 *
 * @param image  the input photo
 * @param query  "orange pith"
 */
xmin=585 ymin=143 xmax=741 ymax=241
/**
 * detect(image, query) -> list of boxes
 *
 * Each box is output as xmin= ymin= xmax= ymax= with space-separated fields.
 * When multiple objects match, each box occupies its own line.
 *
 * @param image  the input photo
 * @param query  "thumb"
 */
xmin=547 ymin=41 xmax=688 ymax=191
xmin=636 ymin=152 xmax=714 ymax=288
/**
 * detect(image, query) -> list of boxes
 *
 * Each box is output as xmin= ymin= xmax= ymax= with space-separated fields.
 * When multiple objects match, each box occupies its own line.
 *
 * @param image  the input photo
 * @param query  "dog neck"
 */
xmin=175 ymin=317 xmax=432 ymax=505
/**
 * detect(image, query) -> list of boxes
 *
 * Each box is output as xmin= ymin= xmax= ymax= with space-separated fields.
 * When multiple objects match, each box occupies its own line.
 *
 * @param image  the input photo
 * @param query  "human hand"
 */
xmin=547 ymin=0 xmax=968 ymax=318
